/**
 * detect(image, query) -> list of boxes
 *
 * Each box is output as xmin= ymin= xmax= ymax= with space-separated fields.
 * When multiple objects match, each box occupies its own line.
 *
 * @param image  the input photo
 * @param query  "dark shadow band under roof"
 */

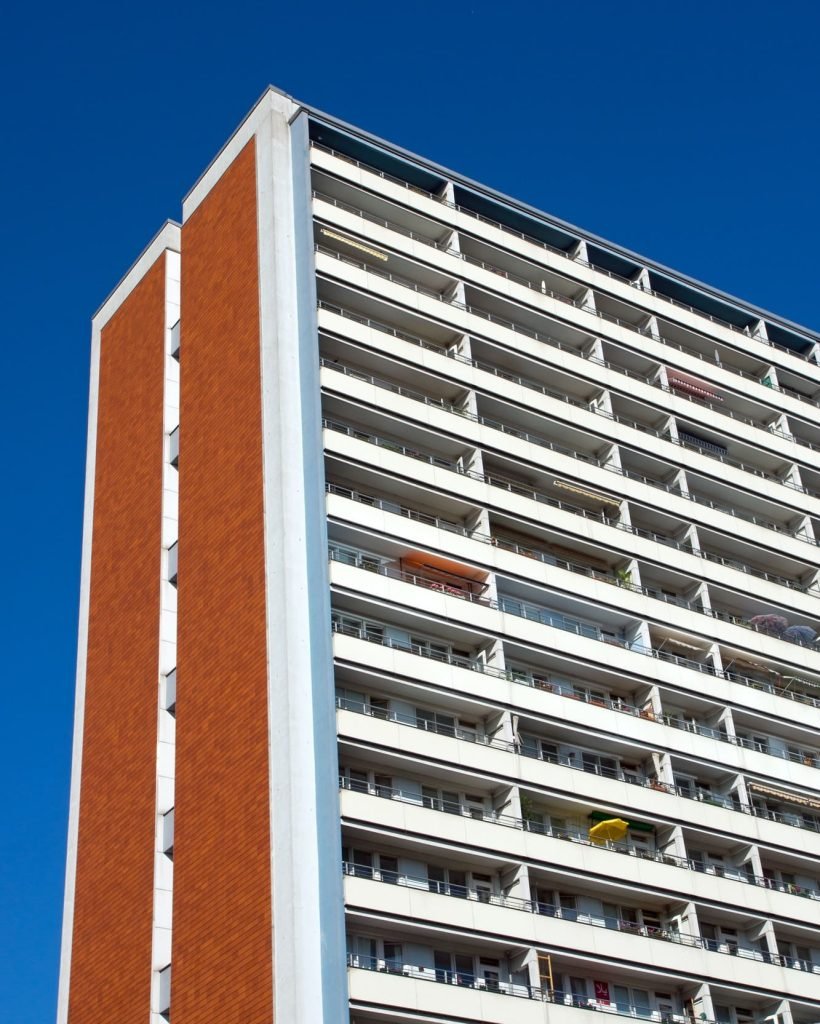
xmin=309 ymin=122 xmax=446 ymax=196
xmin=305 ymin=97 xmax=819 ymax=350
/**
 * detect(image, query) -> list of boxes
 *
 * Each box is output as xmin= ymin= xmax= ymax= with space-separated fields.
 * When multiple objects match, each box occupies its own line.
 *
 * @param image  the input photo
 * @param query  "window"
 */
xmin=411 ymin=636 xmax=450 ymax=660
xmin=350 ymin=849 xmax=373 ymax=879
xmin=347 ymin=769 xmax=369 ymax=794
xmin=374 ymin=774 xmax=392 ymax=798
xmin=416 ymin=708 xmax=456 ymax=737
xmin=568 ymin=977 xmax=588 ymax=1007
xmin=434 ymin=951 xmax=475 ymax=986
xmin=170 ymin=320 xmax=180 ymax=360
xmin=427 ymin=864 xmax=492 ymax=900
xmin=521 ymin=735 xmax=560 ymax=763
xmin=480 ymin=958 xmax=500 ymax=991
xmin=336 ymin=687 xmax=366 ymax=712
xmin=582 ymin=752 xmax=620 ymax=779
xmin=167 ymin=542 xmax=178 ymax=587
xmin=383 ymin=942 xmax=402 ymax=973
xmin=380 ymin=855 xmax=398 ymax=884
xmin=369 ymin=697 xmax=390 ymax=720
xmin=614 ymin=986 xmax=651 ymax=1018
xmin=158 ymin=964 xmax=171 ymax=1018
xmin=464 ymin=793 xmax=486 ymax=819
xmin=163 ymin=669 xmax=176 ymax=715
xmin=473 ymin=873 xmax=492 ymax=903
xmin=559 ymin=893 xmax=578 ymax=922
xmin=701 ymin=923 xmax=738 ymax=954
xmin=161 ymin=808 xmax=174 ymax=857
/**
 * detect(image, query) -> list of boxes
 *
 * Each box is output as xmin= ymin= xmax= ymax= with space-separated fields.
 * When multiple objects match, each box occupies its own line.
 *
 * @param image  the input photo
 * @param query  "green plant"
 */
xmin=520 ymin=794 xmax=536 ymax=820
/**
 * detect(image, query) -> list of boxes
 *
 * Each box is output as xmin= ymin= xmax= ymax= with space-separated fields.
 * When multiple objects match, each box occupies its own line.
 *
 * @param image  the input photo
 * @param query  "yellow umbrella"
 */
xmin=588 ymin=817 xmax=630 ymax=845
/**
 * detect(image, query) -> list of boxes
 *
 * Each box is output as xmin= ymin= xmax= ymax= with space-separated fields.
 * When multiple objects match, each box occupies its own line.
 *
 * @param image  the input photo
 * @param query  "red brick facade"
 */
xmin=173 ymin=140 xmax=275 ymax=1022
xmin=69 ymin=256 xmax=167 ymax=1022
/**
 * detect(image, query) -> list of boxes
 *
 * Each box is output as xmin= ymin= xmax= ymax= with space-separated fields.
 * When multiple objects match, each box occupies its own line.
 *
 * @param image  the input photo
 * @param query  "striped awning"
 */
xmin=667 ymin=373 xmax=722 ymax=401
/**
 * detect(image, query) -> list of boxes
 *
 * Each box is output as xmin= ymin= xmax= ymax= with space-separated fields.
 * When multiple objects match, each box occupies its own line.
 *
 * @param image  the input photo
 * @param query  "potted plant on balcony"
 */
xmin=615 ymin=568 xmax=633 ymax=588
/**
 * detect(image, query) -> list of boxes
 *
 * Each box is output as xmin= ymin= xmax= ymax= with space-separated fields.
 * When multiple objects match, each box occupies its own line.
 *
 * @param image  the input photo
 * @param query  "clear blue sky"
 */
xmin=3 ymin=1 xmax=820 ymax=1019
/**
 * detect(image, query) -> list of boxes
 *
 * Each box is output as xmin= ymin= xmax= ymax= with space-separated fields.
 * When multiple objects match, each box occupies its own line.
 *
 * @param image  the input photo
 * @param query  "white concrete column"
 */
xmin=684 ymin=525 xmax=702 ymax=555
xmin=781 ymin=462 xmax=804 ymax=493
xmin=793 ymin=514 xmax=816 ymax=543
xmin=707 ymin=642 xmax=725 ymax=676
xmin=441 ymin=183 xmax=468 ymax=310
xmin=586 ymin=336 xmax=606 ymax=362
xmin=696 ymin=582 xmax=713 ymax=615
xmin=571 ymin=239 xmax=590 ymax=265
xmin=256 ymin=98 xmax=348 ymax=1024
xmin=769 ymin=413 xmax=792 ymax=440
xmin=622 ymin=557 xmax=642 ymax=590
xmin=632 ymin=267 xmax=652 ymax=292
xmin=579 ymin=287 xmax=597 ymax=314
xmin=717 ymin=705 xmax=736 ymax=740
xmin=602 ymin=443 xmax=622 ymax=472
xmin=653 ymin=751 xmax=675 ymax=788
xmin=682 ymin=901 xmax=702 ymax=938
xmin=693 ymin=982 xmax=716 ymax=1022
xmin=482 ymin=637 xmax=507 ymax=673
xmin=733 ymin=773 xmax=751 ymax=810
xmin=592 ymin=388 xmax=614 ymax=418
xmin=643 ymin=684 xmax=662 ymax=719
xmin=774 ymin=999 xmax=795 ymax=1024
xmin=490 ymin=707 xmax=515 ymax=745
xmin=667 ymin=824 xmax=688 ymax=860
xmin=642 ymin=314 xmax=662 ymax=341
xmin=503 ymin=862 xmax=531 ymax=902
xmin=760 ymin=365 xmax=779 ymax=389
xmin=749 ymin=319 xmax=769 ymax=342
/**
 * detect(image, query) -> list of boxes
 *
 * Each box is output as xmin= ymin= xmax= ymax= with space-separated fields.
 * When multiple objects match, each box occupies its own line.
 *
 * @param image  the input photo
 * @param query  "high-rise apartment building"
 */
xmin=58 ymin=86 xmax=820 ymax=1024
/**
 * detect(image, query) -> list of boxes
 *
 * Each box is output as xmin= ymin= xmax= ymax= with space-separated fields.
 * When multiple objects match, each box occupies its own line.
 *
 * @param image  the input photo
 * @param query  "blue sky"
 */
xmin=3 ymin=1 xmax=820 ymax=1019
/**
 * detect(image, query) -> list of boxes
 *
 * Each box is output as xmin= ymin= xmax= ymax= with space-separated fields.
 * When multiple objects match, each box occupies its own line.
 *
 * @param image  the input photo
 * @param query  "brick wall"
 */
xmin=69 ymin=256 xmax=166 ymax=1022
xmin=173 ymin=139 xmax=274 ymax=1021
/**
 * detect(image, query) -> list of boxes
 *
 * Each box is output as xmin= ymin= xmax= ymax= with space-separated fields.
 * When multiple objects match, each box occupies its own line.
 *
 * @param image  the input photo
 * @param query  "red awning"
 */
xmin=667 ymin=374 xmax=723 ymax=401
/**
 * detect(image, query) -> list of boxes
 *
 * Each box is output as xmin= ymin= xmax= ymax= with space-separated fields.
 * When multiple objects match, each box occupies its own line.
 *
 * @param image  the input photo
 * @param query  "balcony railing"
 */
xmin=333 ymin=618 xmax=820 ymax=835
xmin=336 ymin=695 xmax=515 ymax=752
xmin=338 ymin=775 xmax=820 ymax=900
xmin=324 ymin=414 xmax=819 ymax=602
xmin=325 ymin=479 xmax=816 ymax=601
xmin=329 ymin=594 xmax=820 ymax=720
xmin=319 ymin=299 xmax=816 ymax=455
xmin=327 ymin=481 xmax=820 ymax=634
xmin=318 ymin=244 xmax=820 ymax=423
xmin=335 ymin=688 xmax=775 ymax=826
xmin=312 ymin=142 xmax=819 ymax=368
xmin=320 ymin=349 xmax=816 ymax=495
xmin=342 ymin=864 xmax=817 ymax=973
xmin=320 ymin=354 xmax=820 ymax=532
xmin=347 ymin=953 xmax=733 ymax=1020
xmin=329 ymin=546 xmax=820 ymax=702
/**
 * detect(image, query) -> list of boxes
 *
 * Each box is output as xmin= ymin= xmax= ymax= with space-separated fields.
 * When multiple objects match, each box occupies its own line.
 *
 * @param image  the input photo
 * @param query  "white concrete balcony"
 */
xmin=323 ymin=440 xmax=817 ymax=617
xmin=342 ymin=872 xmax=820 ymax=999
xmin=328 ymin=552 xmax=820 ymax=731
xmin=347 ymin=956 xmax=753 ymax=1024
xmin=319 ymin=298 xmax=820 ymax=490
xmin=318 ymin=298 xmax=820 ymax=487
xmin=347 ymin=961 xmax=544 ymax=1023
xmin=322 ymin=411 xmax=820 ymax=617
xmin=313 ymin=196 xmax=820 ymax=431
xmin=334 ymin=652 xmax=820 ymax=813
xmin=310 ymin=143 xmax=820 ymax=395
xmin=336 ymin=701 xmax=820 ymax=855
xmin=326 ymin=488 xmax=820 ymax=677
xmin=320 ymin=356 xmax=820 ymax=553
xmin=337 ymin=784 xmax=820 ymax=927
